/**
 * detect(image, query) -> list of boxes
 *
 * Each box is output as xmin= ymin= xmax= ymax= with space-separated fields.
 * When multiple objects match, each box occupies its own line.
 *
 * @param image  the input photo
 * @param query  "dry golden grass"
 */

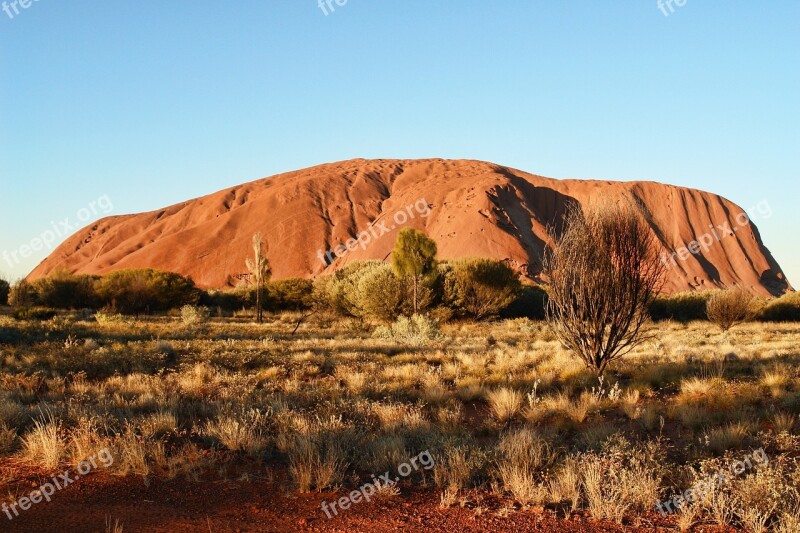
xmin=1 ymin=313 xmax=799 ymax=527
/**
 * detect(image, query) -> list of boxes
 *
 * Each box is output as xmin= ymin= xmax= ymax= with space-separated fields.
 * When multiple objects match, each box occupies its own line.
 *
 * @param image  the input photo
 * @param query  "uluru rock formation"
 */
xmin=28 ymin=159 xmax=791 ymax=296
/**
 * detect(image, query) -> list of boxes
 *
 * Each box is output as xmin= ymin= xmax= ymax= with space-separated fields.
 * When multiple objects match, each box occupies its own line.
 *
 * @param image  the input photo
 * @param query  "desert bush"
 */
xmin=0 ymin=277 xmax=9 ymax=306
xmin=494 ymin=427 xmax=552 ymax=505
xmin=317 ymin=261 xmax=381 ymax=317
xmin=353 ymin=263 xmax=406 ymax=321
xmin=180 ymin=305 xmax=209 ymax=325
xmin=442 ymin=258 xmax=521 ymax=319
xmin=578 ymin=436 xmax=667 ymax=523
xmin=760 ymin=292 xmax=800 ymax=322
xmin=373 ymin=314 xmax=441 ymax=345
xmin=21 ymin=416 xmax=65 ymax=469
xmin=706 ymin=288 xmax=758 ymax=331
xmin=30 ymin=270 xmax=98 ymax=309
xmin=8 ymin=280 xmax=36 ymax=308
xmin=283 ymin=417 xmax=349 ymax=492
xmin=200 ymin=289 xmax=248 ymax=313
xmin=500 ymin=285 xmax=549 ymax=320
xmin=94 ymin=310 xmax=128 ymax=325
xmin=486 ymin=387 xmax=524 ymax=423
xmin=266 ymin=278 xmax=313 ymax=311
xmin=13 ymin=306 xmax=57 ymax=321
xmin=650 ymin=291 xmax=716 ymax=322
xmin=545 ymin=203 xmax=665 ymax=375
xmin=433 ymin=444 xmax=482 ymax=494
xmin=0 ymin=422 xmax=16 ymax=453
xmin=203 ymin=409 xmax=268 ymax=456
xmin=94 ymin=269 xmax=199 ymax=315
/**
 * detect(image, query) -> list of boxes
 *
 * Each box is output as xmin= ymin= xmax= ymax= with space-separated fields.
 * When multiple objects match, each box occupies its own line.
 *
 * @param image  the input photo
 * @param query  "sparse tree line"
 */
xmin=1 ymin=222 xmax=797 ymax=332
xmin=0 ymin=228 xmax=534 ymax=322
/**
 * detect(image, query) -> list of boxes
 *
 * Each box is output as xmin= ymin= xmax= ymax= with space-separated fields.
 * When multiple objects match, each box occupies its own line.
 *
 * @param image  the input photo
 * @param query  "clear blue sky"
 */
xmin=1 ymin=1 xmax=798 ymax=285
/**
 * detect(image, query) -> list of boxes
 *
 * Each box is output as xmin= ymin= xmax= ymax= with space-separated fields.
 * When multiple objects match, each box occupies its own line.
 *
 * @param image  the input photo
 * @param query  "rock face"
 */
xmin=28 ymin=159 xmax=791 ymax=295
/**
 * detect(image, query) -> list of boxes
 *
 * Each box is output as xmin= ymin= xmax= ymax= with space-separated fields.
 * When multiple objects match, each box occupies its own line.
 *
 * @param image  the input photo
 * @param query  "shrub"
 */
xmin=94 ymin=311 xmax=128 ymax=325
xmin=180 ymin=305 xmax=209 ymax=325
xmin=578 ymin=436 xmax=667 ymax=523
xmin=30 ymin=270 xmax=98 ymax=309
xmin=203 ymin=409 xmax=267 ymax=456
xmin=13 ymin=307 xmax=57 ymax=321
xmin=373 ymin=314 xmax=441 ymax=345
xmin=266 ymin=278 xmax=314 ymax=311
xmin=316 ymin=261 xmax=380 ymax=317
xmin=8 ymin=280 xmax=36 ymax=308
xmin=21 ymin=416 xmax=65 ymax=469
xmin=545 ymin=203 xmax=664 ymax=375
xmin=650 ymin=291 xmax=716 ymax=322
xmin=94 ymin=269 xmax=199 ymax=315
xmin=706 ymin=287 xmax=758 ymax=331
xmin=200 ymin=289 xmax=249 ymax=313
xmin=500 ymin=285 xmax=549 ymax=320
xmin=486 ymin=387 xmax=524 ymax=423
xmin=0 ymin=278 xmax=9 ymax=306
xmin=494 ymin=427 xmax=551 ymax=505
xmin=760 ymin=292 xmax=800 ymax=322
xmin=443 ymin=258 xmax=521 ymax=319
xmin=353 ymin=263 xmax=406 ymax=321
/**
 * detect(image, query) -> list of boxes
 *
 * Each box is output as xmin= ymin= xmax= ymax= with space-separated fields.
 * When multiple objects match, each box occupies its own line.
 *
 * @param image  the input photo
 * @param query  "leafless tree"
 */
xmin=544 ymin=202 xmax=665 ymax=375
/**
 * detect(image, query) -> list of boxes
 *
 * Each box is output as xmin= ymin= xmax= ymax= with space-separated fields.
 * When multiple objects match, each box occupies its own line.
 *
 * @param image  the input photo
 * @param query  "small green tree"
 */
xmin=391 ymin=228 xmax=438 ymax=314
xmin=245 ymin=232 xmax=271 ymax=323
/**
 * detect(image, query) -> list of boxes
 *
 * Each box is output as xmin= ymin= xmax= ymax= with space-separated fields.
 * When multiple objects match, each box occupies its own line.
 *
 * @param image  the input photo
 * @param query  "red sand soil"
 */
xmin=1 ymin=471 xmax=738 ymax=533
xmin=28 ymin=158 xmax=790 ymax=296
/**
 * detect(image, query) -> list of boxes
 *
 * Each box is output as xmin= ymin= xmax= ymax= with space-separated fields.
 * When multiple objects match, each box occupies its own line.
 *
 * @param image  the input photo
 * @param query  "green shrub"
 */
xmin=8 ymin=281 xmax=36 ymax=308
xmin=442 ymin=258 xmax=521 ymax=319
xmin=0 ymin=278 xmax=9 ymax=306
xmin=13 ymin=307 xmax=57 ymax=321
xmin=649 ymin=291 xmax=717 ymax=322
xmin=760 ymin=292 xmax=800 ymax=322
xmin=316 ymin=261 xmax=385 ymax=317
xmin=353 ymin=263 xmax=406 ymax=321
xmin=94 ymin=269 xmax=200 ymax=315
xmin=373 ymin=314 xmax=442 ymax=345
xmin=266 ymin=278 xmax=314 ymax=311
xmin=29 ymin=270 xmax=98 ymax=309
xmin=500 ymin=285 xmax=549 ymax=320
